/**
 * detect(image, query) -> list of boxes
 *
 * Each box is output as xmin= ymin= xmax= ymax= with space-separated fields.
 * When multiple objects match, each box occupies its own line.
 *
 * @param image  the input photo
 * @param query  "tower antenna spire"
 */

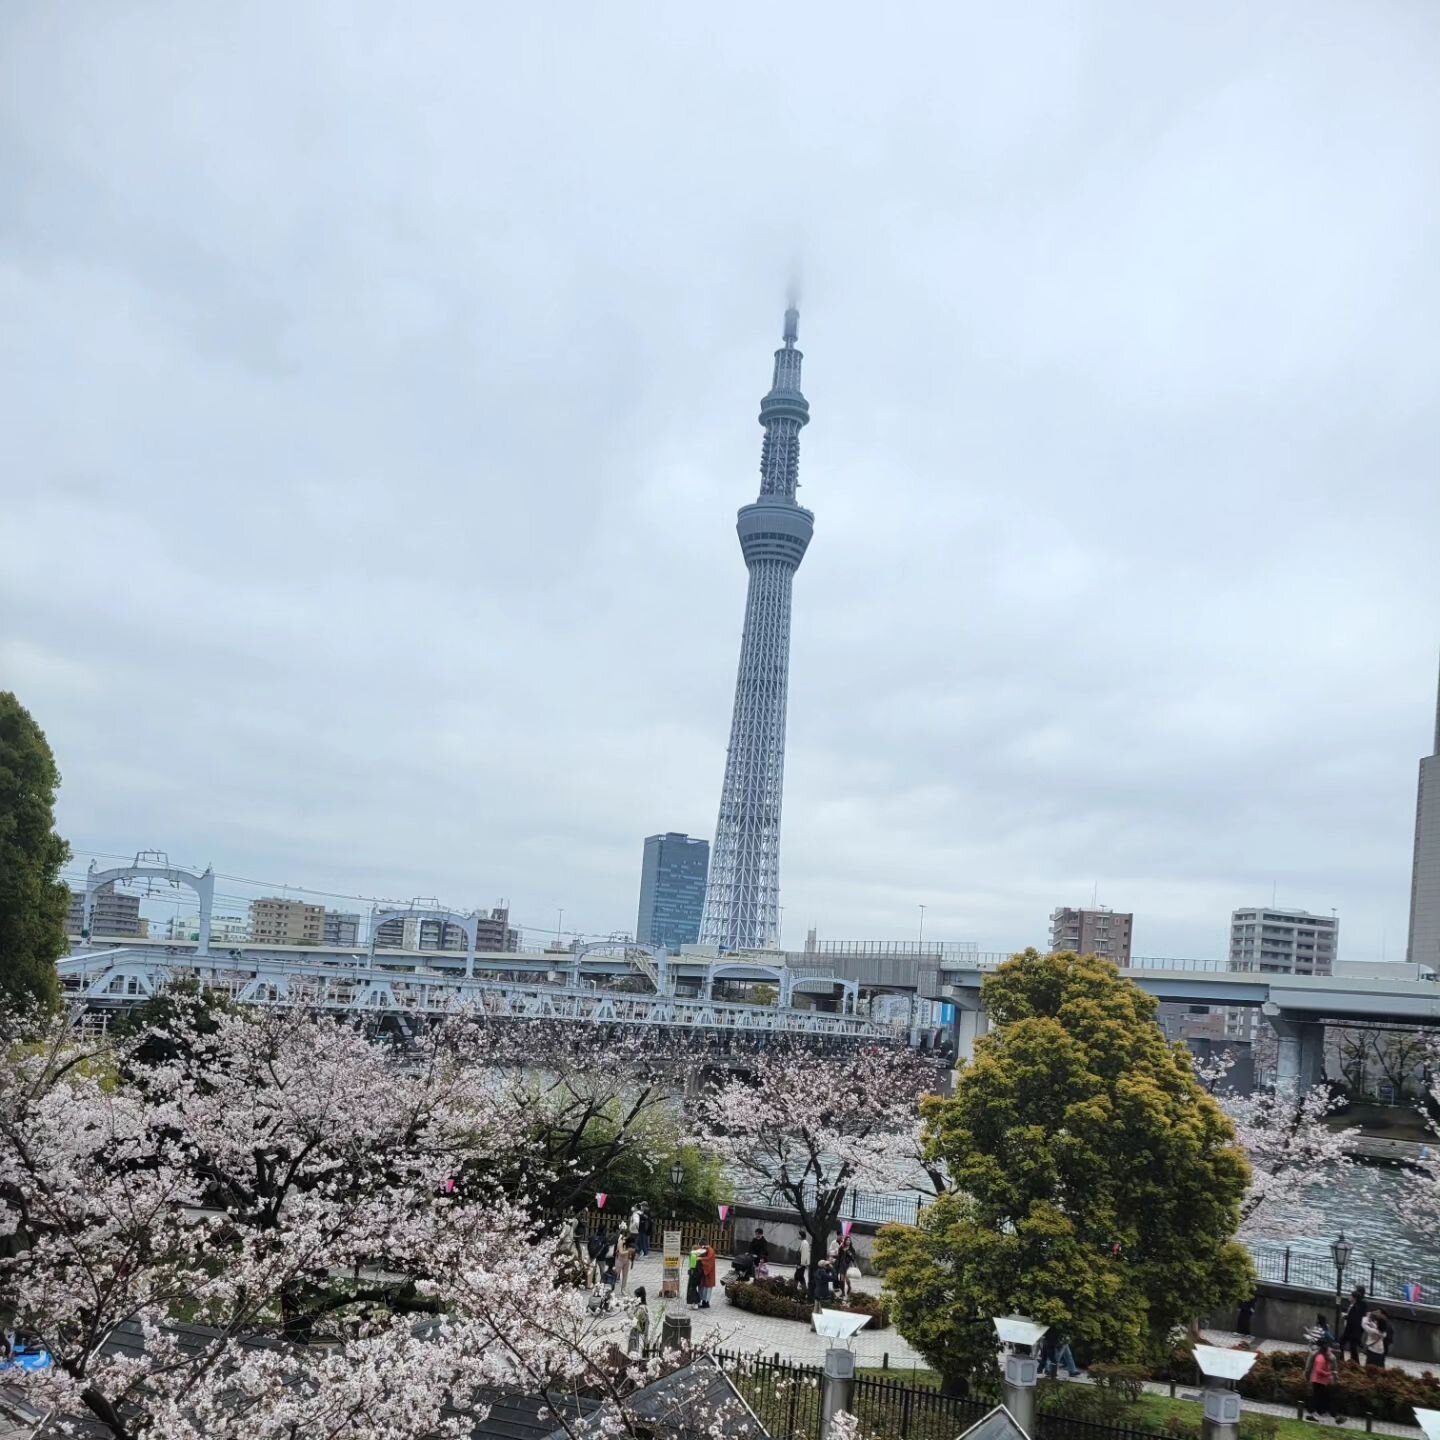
xmin=700 ymin=303 xmax=815 ymax=951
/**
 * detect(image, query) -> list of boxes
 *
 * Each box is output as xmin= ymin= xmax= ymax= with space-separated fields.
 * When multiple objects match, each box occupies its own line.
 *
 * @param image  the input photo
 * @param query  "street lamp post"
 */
xmin=1331 ymin=1232 xmax=1352 ymax=1337
xmin=670 ymin=1158 xmax=684 ymax=1222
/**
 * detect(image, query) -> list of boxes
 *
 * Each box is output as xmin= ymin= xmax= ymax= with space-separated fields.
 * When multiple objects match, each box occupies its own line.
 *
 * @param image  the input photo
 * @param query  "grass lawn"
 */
xmin=1131 ymin=1393 xmax=1331 ymax=1440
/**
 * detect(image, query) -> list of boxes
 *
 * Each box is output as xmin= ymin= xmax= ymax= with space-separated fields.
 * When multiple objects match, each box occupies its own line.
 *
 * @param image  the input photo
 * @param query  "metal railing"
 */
xmin=1246 ymin=1240 xmax=1436 ymax=1307
xmin=715 ymin=1352 xmax=824 ymax=1440
xmin=741 ymin=1184 xmax=930 ymax=1228
xmin=851 ymin=1373 xmax=992 ymax=1440
xmin=716 ymin=1355 xmax=1166 ymax=1440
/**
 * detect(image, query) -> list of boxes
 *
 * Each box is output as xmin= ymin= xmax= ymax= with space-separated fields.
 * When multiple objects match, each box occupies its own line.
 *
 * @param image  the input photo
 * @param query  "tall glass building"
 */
xmin=636 ymin=833 xmax=710 ymax=953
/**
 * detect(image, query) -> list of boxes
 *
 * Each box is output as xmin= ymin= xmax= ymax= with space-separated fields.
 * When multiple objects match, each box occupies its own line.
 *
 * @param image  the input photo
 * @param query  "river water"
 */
xmin=1267 ymin=1162 xmax=1435 ymax=1278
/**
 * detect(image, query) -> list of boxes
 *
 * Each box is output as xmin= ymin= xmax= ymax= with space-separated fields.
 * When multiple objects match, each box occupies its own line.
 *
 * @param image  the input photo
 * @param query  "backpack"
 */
xmin=587 ymin=1232 xmax=606 ymax=1260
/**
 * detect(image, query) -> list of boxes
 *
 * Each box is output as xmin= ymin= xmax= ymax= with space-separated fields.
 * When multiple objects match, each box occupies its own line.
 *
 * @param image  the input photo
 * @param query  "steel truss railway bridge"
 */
xmin=58 ymin=942 xmax=892 ymax=1044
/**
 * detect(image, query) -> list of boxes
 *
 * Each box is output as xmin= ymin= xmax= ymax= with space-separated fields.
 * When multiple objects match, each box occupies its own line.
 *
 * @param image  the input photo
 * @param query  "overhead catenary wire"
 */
xmin=61 ymin=849 xmax=619 ymax=942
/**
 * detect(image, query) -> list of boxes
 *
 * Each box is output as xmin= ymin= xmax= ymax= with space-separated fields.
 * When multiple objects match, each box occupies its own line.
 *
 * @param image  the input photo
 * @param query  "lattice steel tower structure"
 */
xmin=700 ymin=304 xmax=814 ymax=951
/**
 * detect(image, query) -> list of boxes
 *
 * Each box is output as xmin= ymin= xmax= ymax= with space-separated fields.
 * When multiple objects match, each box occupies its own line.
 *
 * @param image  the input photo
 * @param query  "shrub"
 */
xmin=1240 ymin=1417 xmax=1279 ymax=1440
xmin=1037 ymin=1380 xmax=1116 ymax=1423
xmin=1089 ymin=1363 xmax=1147 ymax=1405
xmin=1154 ymin=1344 xmax=1440 ymax=1423
xmin=722 ymin=1278 xmax=890 ymax=1330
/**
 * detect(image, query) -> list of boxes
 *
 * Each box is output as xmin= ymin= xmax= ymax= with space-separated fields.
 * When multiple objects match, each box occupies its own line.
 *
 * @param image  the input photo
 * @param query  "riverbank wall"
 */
xmin=732 ymin=1202 xmax=1440 ymax=1365
xmin=1207 ymin=1280 xmax=1440 ymax=1365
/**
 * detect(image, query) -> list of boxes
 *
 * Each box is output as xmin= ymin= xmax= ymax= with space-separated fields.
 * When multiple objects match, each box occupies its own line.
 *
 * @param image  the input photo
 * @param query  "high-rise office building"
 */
xmin=701 ymin=305 xmax=815 ymax=951
xmin=1049 ymin=907 xmax=1133 ymax=964
xmin=249 ymin=897 xmax=325 ymax=946
xmin=68 ymin=884 xmax=146 ymax=938
xmin=1406 ymin=659 xmax=1440 ymax=971
xmin=636 ymin=833 xmax=710 ymax=953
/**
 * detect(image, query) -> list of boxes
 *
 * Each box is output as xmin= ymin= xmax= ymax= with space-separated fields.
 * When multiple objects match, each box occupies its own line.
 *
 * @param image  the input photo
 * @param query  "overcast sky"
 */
xmin=3 ymin=2 xmax=1438 ymax=959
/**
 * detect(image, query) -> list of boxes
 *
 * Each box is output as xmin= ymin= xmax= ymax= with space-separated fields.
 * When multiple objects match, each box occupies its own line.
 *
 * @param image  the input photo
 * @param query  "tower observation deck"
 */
xmin=700 ymin=305 xmax=814 ymax=951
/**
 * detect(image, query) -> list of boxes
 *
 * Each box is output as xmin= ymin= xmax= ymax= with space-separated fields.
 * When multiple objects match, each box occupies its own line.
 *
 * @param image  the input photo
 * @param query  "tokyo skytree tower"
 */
xmin=700 ymin=304 xmax=814 ymax=951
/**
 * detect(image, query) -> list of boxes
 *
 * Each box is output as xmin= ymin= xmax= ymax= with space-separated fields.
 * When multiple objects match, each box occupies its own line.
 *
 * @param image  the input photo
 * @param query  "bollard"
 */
xmin=662 ymin=1314 xmax=691 ymax=1352
xmin=820 ymin=1348 xmax=856 ymax=1440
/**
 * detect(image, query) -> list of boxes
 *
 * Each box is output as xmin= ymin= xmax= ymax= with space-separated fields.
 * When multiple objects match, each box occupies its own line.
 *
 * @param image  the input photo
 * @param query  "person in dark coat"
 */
xmin=1340 ymin=1285 xmax=1367 ymax=1364
xmin=748 ymin=1227 xmax=771 ymax=1264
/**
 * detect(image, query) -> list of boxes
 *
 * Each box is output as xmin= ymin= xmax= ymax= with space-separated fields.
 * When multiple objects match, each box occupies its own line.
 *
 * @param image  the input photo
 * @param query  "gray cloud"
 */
xmin=2 ymin=0 xmax=1437 ymax=958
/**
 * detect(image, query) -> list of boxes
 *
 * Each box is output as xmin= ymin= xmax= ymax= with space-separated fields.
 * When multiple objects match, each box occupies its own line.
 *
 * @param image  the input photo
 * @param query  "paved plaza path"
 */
xmin=596 ymin=1250 xmax=927 ymax=1368
xmin=589 ymin=1257 xmax=1433 ymax=1436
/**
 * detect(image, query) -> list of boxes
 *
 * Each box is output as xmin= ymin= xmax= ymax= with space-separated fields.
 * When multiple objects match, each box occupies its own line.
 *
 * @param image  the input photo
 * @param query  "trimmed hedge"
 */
xmin=723 ymin=1277 xmax=890 ymax=1330
xmin=1153 ymin=1344 xmax=1440 ymax=1423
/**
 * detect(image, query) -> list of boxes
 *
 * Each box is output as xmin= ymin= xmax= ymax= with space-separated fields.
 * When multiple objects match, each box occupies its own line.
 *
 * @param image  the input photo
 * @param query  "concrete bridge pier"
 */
xmin=1263 ymin=1006 xmax=1326 ymax=1089
xmin=952 ymin=1000 xmax=990 ymax=1066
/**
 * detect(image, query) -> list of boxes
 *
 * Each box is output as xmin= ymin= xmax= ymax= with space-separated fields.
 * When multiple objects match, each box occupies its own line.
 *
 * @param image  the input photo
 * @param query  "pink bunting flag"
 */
xmin=718 ymin=1204 xmax=730 ymax=1222
xmin=841 ymin=1220 xmax=854 ymax=1240
xmin=595 ymin=1192 xmax=607 ymax=1209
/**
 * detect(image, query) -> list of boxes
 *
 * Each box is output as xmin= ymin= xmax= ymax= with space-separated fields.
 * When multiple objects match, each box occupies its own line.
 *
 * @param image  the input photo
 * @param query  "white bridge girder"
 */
xmin=58 ymin=951 xmax=896 ymax=1042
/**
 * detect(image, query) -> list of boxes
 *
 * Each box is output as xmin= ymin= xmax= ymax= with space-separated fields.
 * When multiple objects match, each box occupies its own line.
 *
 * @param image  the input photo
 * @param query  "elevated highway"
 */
xmin=937 ymin=959 xmax=1440 ymax=1083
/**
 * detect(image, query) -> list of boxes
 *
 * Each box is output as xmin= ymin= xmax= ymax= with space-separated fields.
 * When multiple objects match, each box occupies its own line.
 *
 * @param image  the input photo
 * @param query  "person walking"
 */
xmin=1305 ymin=1343 xmax=1338 ymax=1423
xmin=615 ymin=1233 xmax=636 ymax=1296
xmin=637 ymin=1205 xmax=652 ymax=1258
xmin=834 ymin=1235 xmax=858 ymax=1299
xmin=698 ymin=1243 xmax=717 ymax=1309
xmin=1340 ymin=1285 xmax=1367 ymax=1365
xmin=627 ymin=1286 xmax=650 ymax=1355
xmin=585 ymin=1226 xmax=608 ymax=1287
xmin=628 ymin=1204 xmax=642 ymax=1248
xmin=1049 ymin=1330 xmax=1083 ymax=1379
xmin=798 ymin=1232 xmax=813 ymax=1299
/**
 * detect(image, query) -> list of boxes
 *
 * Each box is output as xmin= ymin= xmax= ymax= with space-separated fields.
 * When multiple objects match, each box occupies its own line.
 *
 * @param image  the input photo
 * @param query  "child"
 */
xmin=1305 ymin=1343 xmax=1338 ymax=1423
xmin=627 ymin=1286 xmax=650 ymax=1355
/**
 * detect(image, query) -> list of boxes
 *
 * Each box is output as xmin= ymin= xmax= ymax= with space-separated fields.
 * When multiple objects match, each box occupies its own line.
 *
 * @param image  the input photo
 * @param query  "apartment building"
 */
xmin=249 ymin=897 xmax=325 ymax=946
xmin=1049 ymin=907 xmax=1133 ymax=964
xmin=323 ymin=911 xmax=361 ymax=947
xmin=68 ymin=884 xmax=147 ymax=938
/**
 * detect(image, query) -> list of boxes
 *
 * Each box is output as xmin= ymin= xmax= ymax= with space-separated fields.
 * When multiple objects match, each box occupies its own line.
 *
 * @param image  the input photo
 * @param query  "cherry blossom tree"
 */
xmin=695 ymin=1043 xmax=938 ymax=1260
xmin=1193 ymin=1051 xmax=1352 ymax=1240
xmin=1398 ymin=1035 xmax=1440 ymax=1236
xmin=0 ymin=1005 xmax=724 ymax=1440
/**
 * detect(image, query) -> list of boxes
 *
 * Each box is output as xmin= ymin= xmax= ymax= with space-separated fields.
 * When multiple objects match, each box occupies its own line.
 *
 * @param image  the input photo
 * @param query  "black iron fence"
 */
xmin=739 ymin=1183 xmax=1438 ymax=1310
xmin=1247 ymin=1241 xmax=1435 ymax=1307
xmin=743 ymin=1185 xmax=929 ymax=1228
xmin=716 ymin=1352 xmax=824 ymax=1440
xmin=850 ymin=1373 xmax=990 ymax=1440
xmin=715 ymin=1354 xmax=1167 ymax=1440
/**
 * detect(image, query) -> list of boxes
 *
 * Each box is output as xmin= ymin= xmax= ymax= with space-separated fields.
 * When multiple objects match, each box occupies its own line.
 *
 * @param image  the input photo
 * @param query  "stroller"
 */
xmin=586 ymin=1281 xmax=619 ymax=1316
xmin=727 ymin=1253 xmax=758 ymax=1284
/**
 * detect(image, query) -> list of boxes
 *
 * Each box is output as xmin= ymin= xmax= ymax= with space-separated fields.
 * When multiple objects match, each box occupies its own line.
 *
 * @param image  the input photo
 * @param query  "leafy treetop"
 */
xmin=879 ymin=949 xmax=1252 ymax=1387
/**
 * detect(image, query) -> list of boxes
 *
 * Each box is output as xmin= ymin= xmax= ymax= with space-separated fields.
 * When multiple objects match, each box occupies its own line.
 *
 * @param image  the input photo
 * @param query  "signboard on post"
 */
xmin=661 ymin=1228 xmax=682 ymax=1299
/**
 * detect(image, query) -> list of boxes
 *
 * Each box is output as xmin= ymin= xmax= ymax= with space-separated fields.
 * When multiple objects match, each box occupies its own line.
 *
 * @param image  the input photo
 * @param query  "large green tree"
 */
xmin=0 ymin=693 xmax=70 ymax=1014
xmin=877 ymin=949 xmax=1251 ymax=1388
